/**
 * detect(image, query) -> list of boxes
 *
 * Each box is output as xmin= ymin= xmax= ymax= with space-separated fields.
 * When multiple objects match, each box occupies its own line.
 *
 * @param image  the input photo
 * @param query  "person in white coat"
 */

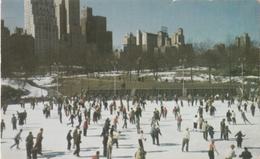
xmin=225 ymin=144 xmax=236 ymax=159
xmin=182 ymin=128 xmax=190 ymax=152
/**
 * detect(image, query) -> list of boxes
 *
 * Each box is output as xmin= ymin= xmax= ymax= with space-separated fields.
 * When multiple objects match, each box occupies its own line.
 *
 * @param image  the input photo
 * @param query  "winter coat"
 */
xmin=83 ymin=121 xmax=88 ymax=129
xmin=135 ymin=147 xmax=146 ymax=159
xmin=26 ymin=134 xmax=34 ymax=147
xmin=239 ymin=151 xmax=252 ymax=159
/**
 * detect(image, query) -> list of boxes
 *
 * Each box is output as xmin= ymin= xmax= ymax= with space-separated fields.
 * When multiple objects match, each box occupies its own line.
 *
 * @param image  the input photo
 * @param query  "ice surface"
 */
xmin=1 ymin=100 xmax=260 ymax=159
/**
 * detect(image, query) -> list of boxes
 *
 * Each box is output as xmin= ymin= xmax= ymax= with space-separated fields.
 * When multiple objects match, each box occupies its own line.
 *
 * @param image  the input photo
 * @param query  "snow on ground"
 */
xmin=1 ymin=100 xmax=260 ymax=159
xmin=30 ymin=76 xmax=55 ymax=88
xmin=1 ymin=78 xmax=48 ymax=98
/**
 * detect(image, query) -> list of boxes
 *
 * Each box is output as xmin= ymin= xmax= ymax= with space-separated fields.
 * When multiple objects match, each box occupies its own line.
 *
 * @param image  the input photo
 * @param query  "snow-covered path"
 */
xmin=1 ymin=100 xmax=260 ymax=159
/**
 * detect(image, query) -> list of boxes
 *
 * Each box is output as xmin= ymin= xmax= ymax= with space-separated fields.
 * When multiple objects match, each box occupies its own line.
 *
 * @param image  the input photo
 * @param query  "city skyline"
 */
xmin=1 ymin=0 xmax=260 ymax=48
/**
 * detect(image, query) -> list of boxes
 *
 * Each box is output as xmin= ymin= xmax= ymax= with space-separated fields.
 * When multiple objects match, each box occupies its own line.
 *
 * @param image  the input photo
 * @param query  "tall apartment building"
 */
xmin=157 ymin=31 xmax=168 ymax=47
xmin=81 ymin=7 xmax=112 ymax=54
xmin=123 ymin=33 xmax=137 ymax=53
xmin=142 ymin=32 xmax=158 ymax=52
xmin=55 ymin=0 xmax=81 ymax=44
xmin=235 ymin=33 xmax=251 ymax=49
xmin=1 ymin=20 xmax=11 ymax=76
xmin=24 ymin=0 xmax=58 ymax=58
xmin=136 ymin=30 xmax=142 ymax=46
xmin=171 ymin=28 xmax=185 ymax=47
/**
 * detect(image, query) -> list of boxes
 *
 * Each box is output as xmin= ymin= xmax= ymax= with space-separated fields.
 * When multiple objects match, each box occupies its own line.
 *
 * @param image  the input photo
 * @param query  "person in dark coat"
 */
xmin=151 ymin=126 xmax=162 ymax=145
xmin=10 ymin=129 xmax=23 ymax=149
xmin=78 ymin=113 xmax=82 ymax=127
xmin=58 ymin=105 xmax=62 ymax=123
xmin=73 ymin=130 xmax=82 ymax=156
xmin=250 ymin=103 xmax=255 ymax=117
xmin=2 ymin=104 xmax=8 ymax=114
xmin=208 ymin=125 xmax=214 ymax=139
xmin=226 ymin=110 xmax=232 ymax=124
xmin=66 ymin=130 xmax=72 ymax=150
xmin=235 ymin=131 xmax=245 ymax=148
xmin=0 ymin=119 xmax=6 ymax=138
xmin=224 ymin=126 xmax=231 ymax=140
xmin=220 ymin=119 xmax=226 ymax=139
xmin=11 ymin=114 xmax=17 ymax=130
xmin=73 ymin=127 xmax=78 ymax=148
xmin=26 ymin=132 xmax=34 ymax=159
xmin=239 ymin=147 xmax=252 ymax=159
xmin=34 ymin=128 xmax=43 ymax=155
xmin=69 ymin=114 xmax=75 ymax=127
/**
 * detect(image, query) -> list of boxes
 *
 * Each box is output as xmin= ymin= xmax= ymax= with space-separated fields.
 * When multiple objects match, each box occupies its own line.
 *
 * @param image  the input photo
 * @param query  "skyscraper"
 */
xmin=55 ymin=0 xmax=81 ymax=43
xmin=24 ymin=0 xmax=58 ymax=58
xmin=171 ymin=28 xmax=185 ymax=47
xmin=81 ymin=7 xmax=112 ymax=54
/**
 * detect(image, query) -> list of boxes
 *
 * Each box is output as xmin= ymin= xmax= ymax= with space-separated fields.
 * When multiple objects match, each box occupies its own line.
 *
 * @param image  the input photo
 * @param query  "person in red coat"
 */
xmin=83 ymin=118 xmax=88 ymax=136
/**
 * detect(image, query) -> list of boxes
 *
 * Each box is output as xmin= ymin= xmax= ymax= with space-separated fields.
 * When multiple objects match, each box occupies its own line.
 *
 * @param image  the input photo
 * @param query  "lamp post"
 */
xmin=111 ymin=61 xmax=117 ymax=98
xmin=238 ymin=57 xmax=246 ymax=98
xmin=179 ymin=58 xmax=186 ymax=97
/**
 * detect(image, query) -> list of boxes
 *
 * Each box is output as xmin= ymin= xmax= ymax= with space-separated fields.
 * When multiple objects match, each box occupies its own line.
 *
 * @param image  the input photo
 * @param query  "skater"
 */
xmin=101 ymin=119 xmax=110 ymax=157
xmin=235 ymin=131 xmax=245 ymax=148
xmin=26 ymin=132 xmax=34 ymax=159
xmin=226 ymin=110 xmax=232 ymax=124
xmin=66 ymin=130 xmax=72 ymax=150
xmin=10 ymin=129 xmax=23 ymax=149
xmin=225 ymin=144 xmax=236 ymax=159
xmin=181 ymin=128 xmax=190 ymax=152
xmin=250 ymin=103 xmax=255 ymax=117
xmin=122 ymin=112 xmax=128 ymax=129
xmin=193 ymin=115 xmax=198 ymax=131
xmin=58 ymin=105 xmax=62 ymax=123
xmin=2 ymin=103 xmax=8 ymax=114
xmin=224 ymin=126 xmax=231 ymax=140
xmin=112 ymin=130 xmax=120 ymax=148
xmin=208 ymin=125 xmax=214 ymax=139
xmin=202 ymin=120 xmax=208 ymax=141
xmin=208 ymin=140 xmax=219 ymax=159
xmin=1 ymin=119 xmax=5 ymax=138
xmin=69 ymin=114 xmax=75 ymax=127
xmin=231 ymin=111 xmax=236 ymax=124
xmin=73 ymin=130 xmax=82 ymax=156
xmin=243 ymin=103 xmax=248 ymax=112
xmin=107 ymin=133 xmax=113 ymax=159
xmin=34 ymin=128 xmax=43 ymax=155
xmin=138 ymin=130 xmax=146 ymax=150
xmin=241 ymin=111 xmax=251 ymax=124
xmin=73 ymin=127 xmax=79 ymax=148
xmin=220 ymin=119 xmax=226 ymax=139
xmin=151 ymin=126 xmax=162 ymax=145
xmin=239 ymin=147 xmax=252 ymax=159
xmin=78 ymin=113 xmax=82 ymax=127
xmin=11 ymin=114 xmax=17 ymax=130
xmin=83 ymin=118 xmax=88 ymax=136
xmin=177 ymin=114 xmax=182 ymax=132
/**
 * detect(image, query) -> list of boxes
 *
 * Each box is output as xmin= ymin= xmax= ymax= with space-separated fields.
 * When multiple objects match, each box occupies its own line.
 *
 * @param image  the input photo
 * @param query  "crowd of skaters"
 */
xmin=1 ymin=92 xmax=260 ymax=159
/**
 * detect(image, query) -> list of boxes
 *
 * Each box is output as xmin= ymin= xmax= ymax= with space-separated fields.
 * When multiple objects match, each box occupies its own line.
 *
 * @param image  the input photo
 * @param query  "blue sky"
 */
xmin=1 ymin=0 xmax=260 ymax=48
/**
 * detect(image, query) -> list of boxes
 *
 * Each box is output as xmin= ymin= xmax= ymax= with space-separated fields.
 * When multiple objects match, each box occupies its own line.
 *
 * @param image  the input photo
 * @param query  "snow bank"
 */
xmin=1 ymin=78 xmax=48 ymax=98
